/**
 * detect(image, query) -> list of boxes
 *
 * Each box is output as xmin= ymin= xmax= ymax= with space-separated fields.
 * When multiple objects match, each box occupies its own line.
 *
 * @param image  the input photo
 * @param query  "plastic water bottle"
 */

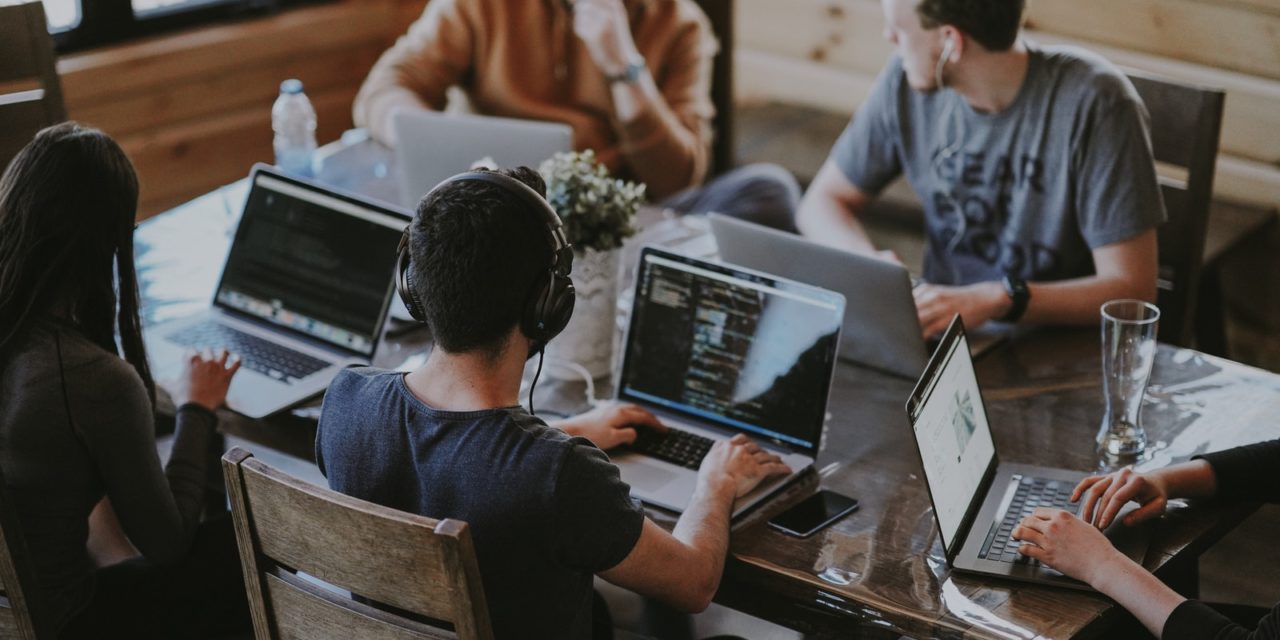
xmin=272 ymin=79 xmax=317 ymax=178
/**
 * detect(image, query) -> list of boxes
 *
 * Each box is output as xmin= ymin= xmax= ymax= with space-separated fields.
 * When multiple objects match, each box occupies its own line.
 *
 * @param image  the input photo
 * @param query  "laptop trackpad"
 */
xmin=624 ymin=461 xmax=680 ymax=493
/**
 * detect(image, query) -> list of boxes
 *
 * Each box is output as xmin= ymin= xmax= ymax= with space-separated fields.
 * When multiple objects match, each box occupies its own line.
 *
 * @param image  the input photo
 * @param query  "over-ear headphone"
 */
xmin=395 ymin=171 xmax=576 ymax=354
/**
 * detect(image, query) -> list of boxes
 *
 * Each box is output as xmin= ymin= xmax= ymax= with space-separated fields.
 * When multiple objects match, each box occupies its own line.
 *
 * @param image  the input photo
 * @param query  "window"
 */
xmin=41 ymin=0 xmax=81 ymax=32
xmin=46 ymin=0 xmax=328 ymax=52
xmin=131 ymin=0 xmax=249 ymax=19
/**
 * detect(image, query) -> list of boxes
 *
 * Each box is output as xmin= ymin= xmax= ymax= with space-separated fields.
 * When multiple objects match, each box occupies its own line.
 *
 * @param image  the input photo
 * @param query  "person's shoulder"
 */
xmin=328 ymin=365 xmax=401 ymax=394
xmin=1033 ymin=43 xmax=1141 ymax=109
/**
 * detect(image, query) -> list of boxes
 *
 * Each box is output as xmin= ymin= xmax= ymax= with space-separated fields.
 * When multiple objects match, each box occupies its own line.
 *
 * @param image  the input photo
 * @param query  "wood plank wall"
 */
xmin=58 ymin=0 xmax=428 ymax=219
xmin=734 ymin=0 xmax=1280 ymax=209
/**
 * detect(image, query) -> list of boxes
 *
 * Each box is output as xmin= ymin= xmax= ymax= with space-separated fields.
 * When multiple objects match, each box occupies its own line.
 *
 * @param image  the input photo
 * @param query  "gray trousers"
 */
xmin=660 ymin=162 xmax=800 ymax=232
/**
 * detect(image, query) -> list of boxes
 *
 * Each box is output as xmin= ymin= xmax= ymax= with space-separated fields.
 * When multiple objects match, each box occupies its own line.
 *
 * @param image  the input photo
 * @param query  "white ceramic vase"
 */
xmin=544 ymin=247 xmax=620 ymax=380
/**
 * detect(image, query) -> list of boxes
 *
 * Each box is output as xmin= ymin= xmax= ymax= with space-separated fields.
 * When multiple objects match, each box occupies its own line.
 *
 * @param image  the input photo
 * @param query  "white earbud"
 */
xmin=935 ymin=35 xmax=956 ymax=89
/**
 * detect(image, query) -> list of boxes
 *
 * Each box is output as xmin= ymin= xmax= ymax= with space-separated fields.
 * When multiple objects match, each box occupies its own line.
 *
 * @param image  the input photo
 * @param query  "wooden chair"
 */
xmin=221 ymin=448 xmax=493 ymax=640
xmin=0 ymin=1 xmax=67 ymax=172
xmin=0 ymin=464 xmax=52 ymax=639
xmin=1126 ymin=71 xmax=1225 ymax=348
xmin=693 ymin=0 xmax=735 ymax=176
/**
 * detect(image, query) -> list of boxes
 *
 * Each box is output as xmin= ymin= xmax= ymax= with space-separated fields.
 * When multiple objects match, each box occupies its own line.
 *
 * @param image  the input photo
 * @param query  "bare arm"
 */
xmin=573 ymin=0 xmax=712 ymax=198
xmin=1020 ymin=229 xmax=1158 ymax=325
xmin=352 ymin=0 xmax=474 ymax=146
xmin=1015 ymin=509 xmax=1185 ymax=636
xmin=795 ymin=159 xmax=880 ymax=255
xmin=599 ymin=435 xmax=790 ymax=611
xmin=915 ymin=229 xmax=1158 ymax=338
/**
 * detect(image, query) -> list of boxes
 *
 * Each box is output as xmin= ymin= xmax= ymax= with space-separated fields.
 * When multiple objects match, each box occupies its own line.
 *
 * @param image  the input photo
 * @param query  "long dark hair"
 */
xmin=0 ymin=122 xmax=154 ymax=402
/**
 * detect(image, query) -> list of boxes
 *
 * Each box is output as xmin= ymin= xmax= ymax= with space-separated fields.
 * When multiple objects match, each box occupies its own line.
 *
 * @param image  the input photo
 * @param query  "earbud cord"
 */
xmin=934 ymin=37 xmax=969 ymax=272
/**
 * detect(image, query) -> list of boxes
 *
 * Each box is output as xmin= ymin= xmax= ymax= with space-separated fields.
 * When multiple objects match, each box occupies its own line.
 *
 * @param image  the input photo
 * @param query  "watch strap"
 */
xmin=1001 ymin=275 xmax=1030 ymax=323
xmin=606 ymin=58 xmax=647 ymax=84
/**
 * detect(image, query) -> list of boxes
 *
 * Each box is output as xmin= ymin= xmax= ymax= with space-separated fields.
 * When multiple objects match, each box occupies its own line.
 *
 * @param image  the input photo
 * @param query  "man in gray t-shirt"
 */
xmin=797 ymin=0 xmax=1165 ymax=338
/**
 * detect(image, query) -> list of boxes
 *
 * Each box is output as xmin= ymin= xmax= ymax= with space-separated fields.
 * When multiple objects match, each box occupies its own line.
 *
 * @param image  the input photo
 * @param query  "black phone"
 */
xmin=767 ymin=490 xmax=859 ymax=538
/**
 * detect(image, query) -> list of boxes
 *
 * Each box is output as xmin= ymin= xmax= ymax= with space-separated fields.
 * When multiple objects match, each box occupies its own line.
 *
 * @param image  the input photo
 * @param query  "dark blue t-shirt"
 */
xmin=316 ymin=368 xmax=645 ymax=639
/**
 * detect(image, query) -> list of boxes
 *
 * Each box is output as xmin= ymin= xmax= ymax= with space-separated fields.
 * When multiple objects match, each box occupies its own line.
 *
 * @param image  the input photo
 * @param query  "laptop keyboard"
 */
xmin=979 ymin=475 xmax=1080 ymax=564
xmin=166 ymin=322 xmax=329 ymax=383
xmin=627 ymin=426 xmax=715 ymax=470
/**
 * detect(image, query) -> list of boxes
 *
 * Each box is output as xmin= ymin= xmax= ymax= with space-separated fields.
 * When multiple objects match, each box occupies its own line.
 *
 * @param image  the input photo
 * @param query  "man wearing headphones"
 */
xmin=315 ymin=167 xmax=790 ymax=639
xmin=354 ymin=0 xmax=800 ymax=231
xmin=796 ymin=0 xmax=1165 ymax=338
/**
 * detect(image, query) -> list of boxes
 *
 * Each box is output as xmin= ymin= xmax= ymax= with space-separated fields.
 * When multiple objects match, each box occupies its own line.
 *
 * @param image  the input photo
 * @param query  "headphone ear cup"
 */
xmin=395 ymin=233 xmax=428 ymax=323
xmin=521 ymin=269 xmax=575 ymax=350
xmin=542 ymin=272 xmax=576 ymax=340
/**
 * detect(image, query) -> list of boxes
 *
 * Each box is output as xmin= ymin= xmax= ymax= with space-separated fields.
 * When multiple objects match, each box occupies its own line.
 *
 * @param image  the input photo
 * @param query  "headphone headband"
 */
xmin=395 ymin=170 xmax=577 ymax=355
xmin=427 ymin=171 xmax=572 ymax=273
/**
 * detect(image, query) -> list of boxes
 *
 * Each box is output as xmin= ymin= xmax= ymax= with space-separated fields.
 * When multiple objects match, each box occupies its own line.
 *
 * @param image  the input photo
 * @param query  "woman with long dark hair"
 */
xmin=0 ymin=122 xmax=248 ymax=637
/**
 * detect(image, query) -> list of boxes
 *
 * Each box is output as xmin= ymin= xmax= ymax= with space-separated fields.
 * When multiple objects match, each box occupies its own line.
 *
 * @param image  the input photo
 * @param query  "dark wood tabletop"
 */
xmin=138 ymin=139 xmax=1280 ymax=639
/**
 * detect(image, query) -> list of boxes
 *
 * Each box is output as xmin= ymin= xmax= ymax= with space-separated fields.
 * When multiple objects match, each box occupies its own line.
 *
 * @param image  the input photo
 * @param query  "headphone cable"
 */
xmin=528 ymin=348 xmax=545 ymax=416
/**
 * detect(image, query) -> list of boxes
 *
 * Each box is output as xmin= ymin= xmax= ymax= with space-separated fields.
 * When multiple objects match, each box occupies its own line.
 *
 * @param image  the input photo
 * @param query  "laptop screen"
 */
xmin=905 ymin=318 xmax=997 ymax=555
xmin=618 ymin=248 xmax=844 ymax=455
xmin=213 ymin=170 xmax=407 ymax=357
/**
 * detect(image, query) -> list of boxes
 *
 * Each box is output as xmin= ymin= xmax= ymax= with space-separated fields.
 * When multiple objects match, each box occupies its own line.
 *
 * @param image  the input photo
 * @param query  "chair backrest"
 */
xmin=222 ymin=448 xmax=493 ymax=640
xmin=1126 ymin=71 xmax=1225 ymax=347
xmin=0 ymin=463 xmax=51 ymax=639
xmin=693 ymin=0 xmax=734 ymax=176
xmin=0 ymin=2 xmax=67 ymax=172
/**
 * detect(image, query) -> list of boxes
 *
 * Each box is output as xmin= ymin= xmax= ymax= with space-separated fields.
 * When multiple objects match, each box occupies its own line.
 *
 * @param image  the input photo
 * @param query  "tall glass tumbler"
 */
xmin=1097 ymin=300 xmax=1161 ymax=459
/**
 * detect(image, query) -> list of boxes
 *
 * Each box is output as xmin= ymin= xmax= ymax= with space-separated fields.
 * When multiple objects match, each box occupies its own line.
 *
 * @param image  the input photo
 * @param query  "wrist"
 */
xmin=985 ymin=280 xmax=1013 ymax=320
xmin=999 ymin=274 xmax=1030 ymax=322
xmin=694 ymin=474 xmax=736 ymax=504
xmin=604 ymin=55 xmax=646 ymax=85
xmin=1085 ymin=547 xmax=1137 ymax=591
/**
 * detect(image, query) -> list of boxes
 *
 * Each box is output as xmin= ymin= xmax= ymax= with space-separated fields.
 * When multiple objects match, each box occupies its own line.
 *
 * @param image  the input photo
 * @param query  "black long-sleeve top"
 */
xmin=0 ymin=323 xmax=217 ymax=630
xmin=1163 ymin=439 xmax=1280 ymax=640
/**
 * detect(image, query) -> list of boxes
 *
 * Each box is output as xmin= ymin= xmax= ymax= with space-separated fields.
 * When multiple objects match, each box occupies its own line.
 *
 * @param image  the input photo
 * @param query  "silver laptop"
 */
xmin=145 ymin=165 xmax=408 ymax=418
xmin=392 ymin=110 xmax=572 ymax=208
xmin=611 ymin=247 xmax=844 ymax=518
xmin=709 ymin=213 xmax=1006 ymax=379
xmin=905 ymin=316 xmax=1150 ymax=589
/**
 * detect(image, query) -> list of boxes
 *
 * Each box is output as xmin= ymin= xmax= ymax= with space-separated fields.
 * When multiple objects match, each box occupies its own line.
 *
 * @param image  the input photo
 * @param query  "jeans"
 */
xmin=661 ymin=163 xmax=801 ymax=232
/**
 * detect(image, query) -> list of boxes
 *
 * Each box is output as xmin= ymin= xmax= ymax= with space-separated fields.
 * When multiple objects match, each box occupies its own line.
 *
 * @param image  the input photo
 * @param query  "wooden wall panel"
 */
xmin=1024 ymin=0 xmax=1280 ymax=82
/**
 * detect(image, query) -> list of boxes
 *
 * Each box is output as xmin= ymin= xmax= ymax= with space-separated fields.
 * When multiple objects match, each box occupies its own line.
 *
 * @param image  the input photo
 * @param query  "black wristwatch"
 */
xmin=1001 ymin=274 xmax=1030 ymax=323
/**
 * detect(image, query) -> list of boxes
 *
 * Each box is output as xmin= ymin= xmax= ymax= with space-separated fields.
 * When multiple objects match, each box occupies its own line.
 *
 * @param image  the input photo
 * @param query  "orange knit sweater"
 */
xmin=353 ymin=0 xmax=716 ymax=199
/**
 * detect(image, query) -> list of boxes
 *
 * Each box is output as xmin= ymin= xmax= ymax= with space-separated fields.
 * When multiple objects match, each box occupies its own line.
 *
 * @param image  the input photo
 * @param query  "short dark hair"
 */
xmin=915 ymin=0 xmax=1025 ymax=51
xmin=409 ymin=167 xmax=553 ymax=358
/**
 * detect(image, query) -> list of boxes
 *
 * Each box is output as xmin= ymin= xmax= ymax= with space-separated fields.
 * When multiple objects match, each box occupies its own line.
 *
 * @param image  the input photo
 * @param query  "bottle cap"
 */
xmin=280 ymin=79 xmax=304 ymax=95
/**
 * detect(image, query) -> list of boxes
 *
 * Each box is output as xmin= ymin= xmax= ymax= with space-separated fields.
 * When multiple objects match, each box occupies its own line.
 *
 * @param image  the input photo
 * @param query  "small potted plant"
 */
xmin=539 ymin=150 xmax=646 ymax=379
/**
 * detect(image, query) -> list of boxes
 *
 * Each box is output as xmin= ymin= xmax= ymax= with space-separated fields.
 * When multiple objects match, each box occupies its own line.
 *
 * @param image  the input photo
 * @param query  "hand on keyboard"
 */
xmin=698 ymin=434 xmax=792 ymax=499
xmin=1011 ymin=508 xmax=1128 ymax=585
xmin=554 ymin=401 xmax=666 ymax=451
xmin=170 ymin=349 xmax=242 ymax=411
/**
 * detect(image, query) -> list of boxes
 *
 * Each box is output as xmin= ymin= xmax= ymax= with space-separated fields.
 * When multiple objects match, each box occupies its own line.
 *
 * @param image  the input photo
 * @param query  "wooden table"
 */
xmin=138 ymin=138 xmax=1280 ymax=639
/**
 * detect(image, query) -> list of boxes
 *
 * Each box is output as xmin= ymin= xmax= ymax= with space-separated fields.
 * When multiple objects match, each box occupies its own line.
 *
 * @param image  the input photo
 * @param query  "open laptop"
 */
xmin=905 ymin=315 xmax=1150 ymax=589
xmin=611 ymin=247 xmax=845 ymax=517
xmin=393 ymin=109 xmax=572 ymax=208
xmin=144 ymin=165 xmax=409 ymax=418
xmin=709 ymin=213 xmax=1006 ymax=379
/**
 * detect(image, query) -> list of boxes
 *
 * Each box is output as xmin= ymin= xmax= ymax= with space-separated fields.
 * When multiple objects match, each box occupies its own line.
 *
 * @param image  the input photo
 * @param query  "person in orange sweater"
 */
xmin=355 ymin=0 xmax=799 ymax=230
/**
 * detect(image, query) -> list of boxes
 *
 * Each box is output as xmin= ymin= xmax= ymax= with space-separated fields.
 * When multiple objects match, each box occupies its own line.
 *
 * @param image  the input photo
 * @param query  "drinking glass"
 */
xmin=1097 ymin=300 xmax=1161 ymax=460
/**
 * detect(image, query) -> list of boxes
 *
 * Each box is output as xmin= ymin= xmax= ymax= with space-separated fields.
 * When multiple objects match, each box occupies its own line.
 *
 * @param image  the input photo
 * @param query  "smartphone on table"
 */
xmin=767 ymin=490 xmax=859 ymax=538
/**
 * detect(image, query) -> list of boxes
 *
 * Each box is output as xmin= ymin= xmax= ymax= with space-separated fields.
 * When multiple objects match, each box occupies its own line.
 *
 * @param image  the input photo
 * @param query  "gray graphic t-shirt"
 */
xmin=832 ymin=44 xmax=1166 ymax=285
